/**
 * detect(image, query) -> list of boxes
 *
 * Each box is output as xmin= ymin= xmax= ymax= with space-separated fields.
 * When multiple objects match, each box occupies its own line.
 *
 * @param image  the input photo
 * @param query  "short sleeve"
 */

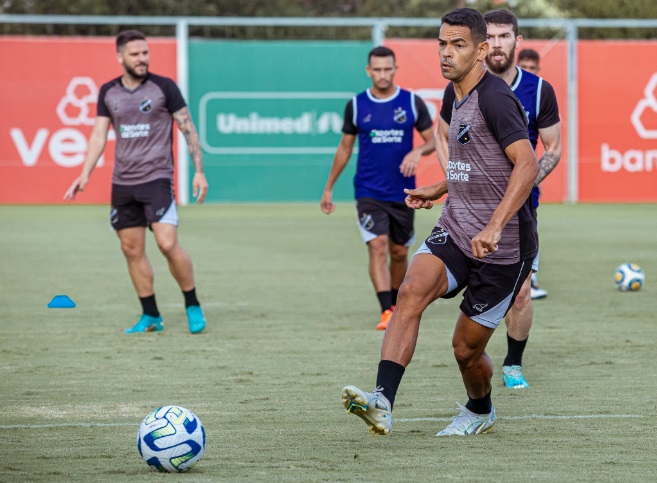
xmin=440 ymin=83 xmax=456 ymax=124
xmin=342 ymin=99 xmax=358 ymax=135
xmin=161 ymin=77 xmax=187 ymax=114
xmin=537 ymin=80 xmax=560 ymax=129
xmin=413 ymin=95 xmax=433 ymax=131
xmin=96 ymin=82 xmax=112 ymax=118
xmin=478 ymin=78 xmax=529 ymax=150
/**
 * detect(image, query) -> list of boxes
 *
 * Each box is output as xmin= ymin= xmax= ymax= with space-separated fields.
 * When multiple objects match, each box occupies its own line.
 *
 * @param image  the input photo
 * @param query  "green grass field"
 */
xmin=1 ymin=203 xmax=655 ymax=482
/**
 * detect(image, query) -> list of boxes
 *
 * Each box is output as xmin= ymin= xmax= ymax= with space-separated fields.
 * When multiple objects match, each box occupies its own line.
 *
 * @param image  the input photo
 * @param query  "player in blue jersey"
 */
xmin=321 ymin=46 xmax=435 ymax=330
xmin=517 ymin=47 xmax=548 ymax=299
xmin=485 ymin=9 xmax=562 ymax=388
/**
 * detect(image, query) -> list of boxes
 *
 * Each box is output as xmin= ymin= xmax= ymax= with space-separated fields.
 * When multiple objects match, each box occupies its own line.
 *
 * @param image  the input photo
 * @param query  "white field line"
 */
xmin=0 ymin=422 xmax=137 ymax=429
xmin=0 ymin=414 xmax=642 ymax=430
xmin=396 ymin=414 xmax=642 ymax=423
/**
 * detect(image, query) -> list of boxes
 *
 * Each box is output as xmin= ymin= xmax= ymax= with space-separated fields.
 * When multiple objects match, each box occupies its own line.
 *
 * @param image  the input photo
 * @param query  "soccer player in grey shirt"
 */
xmin=65 ymin=30 xmax=209 ymax=334
xmin=341 ymin=8 xmax=539 ymax=436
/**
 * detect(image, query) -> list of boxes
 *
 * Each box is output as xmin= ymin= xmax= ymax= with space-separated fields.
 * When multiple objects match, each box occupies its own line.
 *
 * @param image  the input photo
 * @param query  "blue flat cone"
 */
xmin=48 ymin=295 xmax=76 ymax=308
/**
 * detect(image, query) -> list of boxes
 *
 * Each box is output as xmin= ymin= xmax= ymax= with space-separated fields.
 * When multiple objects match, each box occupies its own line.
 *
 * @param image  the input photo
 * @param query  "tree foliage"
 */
xmin=2 ymin=0 xmax=657 ymax=39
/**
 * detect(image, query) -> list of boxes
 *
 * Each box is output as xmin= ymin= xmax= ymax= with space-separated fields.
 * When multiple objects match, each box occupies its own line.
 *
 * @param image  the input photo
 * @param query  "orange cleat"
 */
xmin=376 ymin=308 xmax=393 ymax=330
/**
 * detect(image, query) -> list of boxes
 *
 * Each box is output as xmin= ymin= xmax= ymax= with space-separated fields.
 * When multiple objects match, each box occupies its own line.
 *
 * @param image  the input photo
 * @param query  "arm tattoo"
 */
xmin=535 ymin=152 xmax=560 ymax=185
xmin=173 ymin=107 xmax=204 ymax=173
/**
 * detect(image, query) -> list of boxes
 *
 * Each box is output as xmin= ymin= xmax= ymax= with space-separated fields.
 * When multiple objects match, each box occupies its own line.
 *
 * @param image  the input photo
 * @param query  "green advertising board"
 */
xmin=188 ymin=40 xmax=372 ymax=202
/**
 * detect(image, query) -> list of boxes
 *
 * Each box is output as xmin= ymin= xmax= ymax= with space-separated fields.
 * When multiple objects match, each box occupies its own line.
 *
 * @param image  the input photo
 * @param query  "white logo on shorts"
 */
xmin=473 ymin=303 xmax=488 ymax=312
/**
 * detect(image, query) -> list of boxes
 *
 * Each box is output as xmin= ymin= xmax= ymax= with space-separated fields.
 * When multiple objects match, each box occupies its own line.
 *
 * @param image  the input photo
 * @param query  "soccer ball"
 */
xmin=137 ymin=405 xmax=206 ymax=472
xmin=613 ymin=263 xmax=645 ymax=292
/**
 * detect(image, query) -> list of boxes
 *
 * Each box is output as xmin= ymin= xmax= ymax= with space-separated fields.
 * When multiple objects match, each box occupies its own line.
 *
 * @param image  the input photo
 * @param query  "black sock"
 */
xmin=504 ymin=333 xmax=528 ymax=367
xmin=376 ymin=291 xmax=392 ymax=313
xmin=183 ymin=288 xmax=200 ymax=308
xmin=391 ymin=288 xmax=399 ymax=306
xmin=139 ymin=294 xmax=159 ymax=317
xmin=465 ymin=390 xmax=492 ymax=415
xmin=375 ymin=360 xmax=405 ymax=409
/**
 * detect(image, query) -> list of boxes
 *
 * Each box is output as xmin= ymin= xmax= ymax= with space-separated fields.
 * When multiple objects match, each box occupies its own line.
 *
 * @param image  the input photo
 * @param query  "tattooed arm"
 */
xmin=535 ymin=122 xmax=562 ymax=185
xmin=173 ymin=107 xmax=208 ymax=204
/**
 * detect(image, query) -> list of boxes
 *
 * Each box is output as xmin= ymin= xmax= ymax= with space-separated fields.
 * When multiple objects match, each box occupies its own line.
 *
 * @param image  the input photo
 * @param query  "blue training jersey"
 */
xmin=343 ymin=87 xmax=432 ymax=203
xmin=509 ymin=66 xmax=560 ymax=208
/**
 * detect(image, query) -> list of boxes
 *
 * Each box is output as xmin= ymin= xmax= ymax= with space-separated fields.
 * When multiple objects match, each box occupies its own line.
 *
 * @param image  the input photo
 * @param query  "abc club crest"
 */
xmin=360 ymin=213 xmax=375 ymax=231
xmin=393 ymin=107 xmax=407 ymax=124
xmin=457 ymin=123 xmax=471 ymax=145
xmin=427 ymin=227 xmax=448 ymax=245
xmin=139 ymin=98 xmax=153 ymax=113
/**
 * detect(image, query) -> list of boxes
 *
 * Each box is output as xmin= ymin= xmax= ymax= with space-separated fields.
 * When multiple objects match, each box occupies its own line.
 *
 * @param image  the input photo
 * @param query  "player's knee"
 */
xmin=452 ymin=341 xmax=477 ymax=370
xmin=120 ymin=240 xmax=143 ymax=259
xmin=513 ymin=281 xmax=531 ymax=309
xmin=390 ymin=245 xmax=408 ymax=264
xmin=368 ymin=237 xmax=388 ymax=259
xmin=156 ymin=236 xmax=178 ymax=256
xmin=396 ymin=276 xmax=430 ymax=310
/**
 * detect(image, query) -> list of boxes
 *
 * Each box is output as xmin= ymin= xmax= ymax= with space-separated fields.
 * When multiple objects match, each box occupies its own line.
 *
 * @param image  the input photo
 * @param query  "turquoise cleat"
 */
xmin=186 ymin=305 xmax=206 ymax=334
xmin=125 ymin=314 xmax=163 ymax=334
xmin=502 ymin=365 xmax=530 ymax=388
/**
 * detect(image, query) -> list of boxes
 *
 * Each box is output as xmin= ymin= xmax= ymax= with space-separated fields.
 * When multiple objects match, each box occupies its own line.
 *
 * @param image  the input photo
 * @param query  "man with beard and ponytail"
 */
xmin=483 ymin=8 xmax=562 ymax=388
xmin=65 ymin=30 xmax=209 ymax=335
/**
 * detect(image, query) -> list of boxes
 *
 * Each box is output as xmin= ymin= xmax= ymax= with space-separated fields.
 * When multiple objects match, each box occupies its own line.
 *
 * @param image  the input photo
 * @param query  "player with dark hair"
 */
xmin=321 ymin=45 xmax=435 ymax=330
xmin=482 ymin=8 xmax=562 ymax=388
xmin=518 ymin=48 xmax=540 ymax=74
xmin=340 ymin=8 xmax=539 ymax=436
xmin=517 ymin=46 xmax=546 ymax=299
xmin=65 ymin=29 xmax=209 ymax=334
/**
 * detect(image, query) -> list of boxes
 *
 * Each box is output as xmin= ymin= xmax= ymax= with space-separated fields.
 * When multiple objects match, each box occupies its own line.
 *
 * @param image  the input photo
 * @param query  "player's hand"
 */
xmin=192 ymin=173 xmax=208 ymax=204
xmin=320 ymin=191 xmax=335 ymax=214
xmin=403 ymin=184 xmax=446 ymax=210
xmin=400 ymin=149 xmax=422 ymax=177
xmin=471 ymin=225 xmax=501 ymax=259
xmin=63 ymin=174 xmax=89 ymax=202
xmin=404 ymin=187 xmax=434 ymax=210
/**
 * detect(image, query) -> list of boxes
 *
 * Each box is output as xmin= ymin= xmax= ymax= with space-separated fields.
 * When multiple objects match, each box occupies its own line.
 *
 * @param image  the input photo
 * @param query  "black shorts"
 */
xmin=416 ymin=226 xmax=533 ymax=329
xmin=110 ymin=178 xmax=178 ymax=230
xmin=356 ymin=197 xmax=415 ymax=246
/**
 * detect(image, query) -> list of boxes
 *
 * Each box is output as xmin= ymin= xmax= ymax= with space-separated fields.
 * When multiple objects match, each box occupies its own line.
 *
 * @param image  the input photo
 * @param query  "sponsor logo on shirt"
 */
xmin=369 ymin=129 xmax=404 ymax=144
xmin=446 ymin=160 xmax=471 ymax=182
xmin=119 ymin=123 xmax=150 ymax=139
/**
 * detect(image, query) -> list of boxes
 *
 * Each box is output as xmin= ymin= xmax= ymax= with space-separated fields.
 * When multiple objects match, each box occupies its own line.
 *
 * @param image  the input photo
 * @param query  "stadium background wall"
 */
xmin=1 ymin=36 xmax=656 ymax=204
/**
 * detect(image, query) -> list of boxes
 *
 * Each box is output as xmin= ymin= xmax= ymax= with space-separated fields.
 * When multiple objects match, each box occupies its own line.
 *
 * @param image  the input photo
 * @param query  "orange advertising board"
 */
xmin=578 ymin=41 xmax=657 ymax=202
xmin=0 ymin=37 xmax=176 ymax=204
xmin=385 ymin=38 xmax=569 ymax=203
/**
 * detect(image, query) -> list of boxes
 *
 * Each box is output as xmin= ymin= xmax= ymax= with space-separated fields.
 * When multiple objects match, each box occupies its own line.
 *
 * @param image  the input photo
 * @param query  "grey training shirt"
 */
xmin=97 ymin=73 xmax=186 ymax=185
xmin=438 ymin=72 xmax=537 ymax=265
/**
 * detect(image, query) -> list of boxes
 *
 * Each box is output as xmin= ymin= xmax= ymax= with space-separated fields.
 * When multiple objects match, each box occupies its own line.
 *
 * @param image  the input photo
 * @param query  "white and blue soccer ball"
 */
xmin=137 ymin=405 xmax=206 ymax=472
xmin=613 ymin=263 xmax=645 ymax=292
